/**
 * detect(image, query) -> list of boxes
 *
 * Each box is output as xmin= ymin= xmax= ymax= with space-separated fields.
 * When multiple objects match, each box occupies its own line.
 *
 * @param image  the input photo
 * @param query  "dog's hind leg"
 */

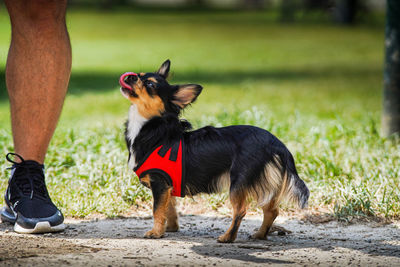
xmin=217 ymin=190 xmax=247 ymax=243
xmin=252 ymin=199 xmax=279 ymax=240
xmin=166 ymin=197 xmax=179 ymax=232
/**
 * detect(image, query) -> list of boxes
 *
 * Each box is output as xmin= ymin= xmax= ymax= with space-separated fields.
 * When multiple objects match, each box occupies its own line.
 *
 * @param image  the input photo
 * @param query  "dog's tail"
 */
xmin=281 ymin=151 xmax=309 ymax=209
xmin=263 ymin=150 xmax=309 ymax=209
xmin=285 ymin=159 xmax=309 ymax=209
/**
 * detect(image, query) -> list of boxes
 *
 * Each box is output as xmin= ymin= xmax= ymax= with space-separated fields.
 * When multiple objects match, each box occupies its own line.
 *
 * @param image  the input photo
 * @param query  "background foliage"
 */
xmin=0 ymin=7 xmax=398 ymax=220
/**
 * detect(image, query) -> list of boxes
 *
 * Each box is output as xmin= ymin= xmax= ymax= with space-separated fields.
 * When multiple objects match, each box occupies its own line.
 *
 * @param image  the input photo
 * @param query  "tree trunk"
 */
xmin=242 ymin=0 xmax=265 ymax=9
xmin=383 ymin=0 xmax=400 ymax=136
xmin=280 ymin=0 xmax=296 ymax=22
xmin=334 ymin=0 xmax=358 ymax=24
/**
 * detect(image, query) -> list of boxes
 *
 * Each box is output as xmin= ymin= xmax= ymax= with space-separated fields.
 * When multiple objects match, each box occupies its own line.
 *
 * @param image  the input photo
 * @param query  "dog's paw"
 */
xmin=251 ymin=232 xmax=267 ymax=240
xmin=217 ymin=234 xmax=235 ymax=243
xmin=269 ymin=225 xmax=292 ymax=235
xmin=166 ymin=224 xmax=179 ymax=232
xmin=144 ymin=229 xmax=164 ymax=239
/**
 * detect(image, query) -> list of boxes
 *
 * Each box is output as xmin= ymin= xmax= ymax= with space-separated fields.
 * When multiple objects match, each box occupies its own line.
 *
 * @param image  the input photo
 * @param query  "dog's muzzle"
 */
xmin=119 ymin=72 xmax=138 ymax=90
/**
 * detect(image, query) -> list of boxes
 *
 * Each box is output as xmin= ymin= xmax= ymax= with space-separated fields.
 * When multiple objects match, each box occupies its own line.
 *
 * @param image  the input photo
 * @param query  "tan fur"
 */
xmin=144 ymin=188 xmax=172 ymax=238
xmin=217 ymin=192 xmax=247 ymax=243
xmin=172 ymin=85 xmax=199 ymax=108
xmin=284 ymin=174 xmax=307 ymax=208
xmin=215 ymin=172 xmax=230 ymax=192
xmin=139 ymin=174 xmax=151 ymax=188
xmin=245 ymin=155 xmax=286 ymax=207
xmin=127 ymin=80 xmax=165 ymax=119
xmin=147 ymin=77 xmax=158 ymax=83
xmin=166 ymin=197 xmax=179 ymax=232
xmin=252 ymin=199 xmax=279 ymax=239
xmin=272 ymin=171 xmax=289 ymax=209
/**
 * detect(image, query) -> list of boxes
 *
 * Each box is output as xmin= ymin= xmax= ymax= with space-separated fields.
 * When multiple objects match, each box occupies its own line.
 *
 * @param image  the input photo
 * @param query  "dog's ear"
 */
xmin=156 ymin=59 xmax=171 ymax=79
xmin=172 ymin=84 xmax=203 ymax=109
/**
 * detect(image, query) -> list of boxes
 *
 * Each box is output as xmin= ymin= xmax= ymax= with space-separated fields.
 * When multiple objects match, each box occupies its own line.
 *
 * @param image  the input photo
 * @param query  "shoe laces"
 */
xmin=6 ymin=153 xmax=48 ymax=200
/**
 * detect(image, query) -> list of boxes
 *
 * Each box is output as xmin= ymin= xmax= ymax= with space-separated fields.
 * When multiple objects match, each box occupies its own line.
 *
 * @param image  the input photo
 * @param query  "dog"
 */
xmin=120 ymin=60 xmax=309 ymax=243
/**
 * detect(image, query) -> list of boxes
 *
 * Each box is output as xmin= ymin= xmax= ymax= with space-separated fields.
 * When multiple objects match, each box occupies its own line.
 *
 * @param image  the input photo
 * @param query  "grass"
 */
xmin=0 ymin=8 xmax=398 ymax=220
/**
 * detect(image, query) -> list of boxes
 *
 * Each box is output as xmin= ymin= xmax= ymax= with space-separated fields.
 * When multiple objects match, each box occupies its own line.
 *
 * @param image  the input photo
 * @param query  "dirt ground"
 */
xmin=1 ymin=209 xmax=400 ymax=267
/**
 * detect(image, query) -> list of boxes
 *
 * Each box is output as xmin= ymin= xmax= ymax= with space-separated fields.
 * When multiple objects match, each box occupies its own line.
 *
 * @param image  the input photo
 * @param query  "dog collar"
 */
xmin=134 ymin=140 xmax=185 ymax=197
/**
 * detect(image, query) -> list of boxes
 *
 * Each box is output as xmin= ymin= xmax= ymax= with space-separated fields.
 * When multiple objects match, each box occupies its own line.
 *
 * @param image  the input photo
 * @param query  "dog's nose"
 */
xmin=119 ymin=72 xmax=138 ymax=90
xmin=126 ymin=74 xmax=138 ymax=83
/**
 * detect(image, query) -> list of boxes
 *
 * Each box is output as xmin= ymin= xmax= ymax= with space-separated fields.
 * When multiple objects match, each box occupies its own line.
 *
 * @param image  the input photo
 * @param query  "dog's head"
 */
xmin=120 ymin=60 xmax=202 ymax=119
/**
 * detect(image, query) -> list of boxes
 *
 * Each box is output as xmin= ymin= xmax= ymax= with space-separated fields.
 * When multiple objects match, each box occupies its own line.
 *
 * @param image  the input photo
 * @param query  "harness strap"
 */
xmin=134 ymin=140 xmax=185 ymax=197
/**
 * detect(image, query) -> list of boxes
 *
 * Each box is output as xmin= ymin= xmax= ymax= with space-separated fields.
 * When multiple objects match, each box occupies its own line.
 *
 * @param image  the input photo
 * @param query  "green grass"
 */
xmin=0 ymin=8 xmax=398 ymax=220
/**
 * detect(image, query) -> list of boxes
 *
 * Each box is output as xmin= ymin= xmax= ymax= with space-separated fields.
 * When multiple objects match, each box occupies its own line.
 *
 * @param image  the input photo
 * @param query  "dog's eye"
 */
xmin=146 ymin=81 xmax=155 ymax=89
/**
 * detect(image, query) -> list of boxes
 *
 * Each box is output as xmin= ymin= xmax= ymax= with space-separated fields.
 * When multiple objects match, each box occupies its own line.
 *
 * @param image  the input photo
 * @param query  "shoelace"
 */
xmin=6 ymin=153 xmax=48 ymax=200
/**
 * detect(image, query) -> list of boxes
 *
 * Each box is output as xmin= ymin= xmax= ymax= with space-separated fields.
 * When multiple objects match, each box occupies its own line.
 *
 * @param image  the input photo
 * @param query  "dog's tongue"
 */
xmin=119 ymin=72 xmax=137 ymax=90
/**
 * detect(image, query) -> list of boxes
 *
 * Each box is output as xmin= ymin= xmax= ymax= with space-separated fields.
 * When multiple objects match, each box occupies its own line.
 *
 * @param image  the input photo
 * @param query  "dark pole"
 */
xmin=334 ymin=0 xmax=358 ymax=24
xmin=383 ymin=0 xmax=400 ymax=136
xmin=280 ymin=0 xmax=295 ymax=22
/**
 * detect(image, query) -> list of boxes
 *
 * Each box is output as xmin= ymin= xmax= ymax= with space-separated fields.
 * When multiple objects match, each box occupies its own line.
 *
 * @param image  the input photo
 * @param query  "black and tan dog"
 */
xmin=120 ymin=60 xmax=309 ymax=243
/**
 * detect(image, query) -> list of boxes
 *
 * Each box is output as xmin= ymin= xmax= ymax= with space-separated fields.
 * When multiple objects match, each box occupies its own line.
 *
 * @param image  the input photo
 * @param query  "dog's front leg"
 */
xmin=166 ymin=197 xmax=179 ymax=232
xmin=144 ymin=177 xmax=172 ymax=239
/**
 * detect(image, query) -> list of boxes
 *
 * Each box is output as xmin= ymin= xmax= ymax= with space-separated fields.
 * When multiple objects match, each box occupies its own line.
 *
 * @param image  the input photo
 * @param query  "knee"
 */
xmin=6 ymin=0 xmax=67 ymax=27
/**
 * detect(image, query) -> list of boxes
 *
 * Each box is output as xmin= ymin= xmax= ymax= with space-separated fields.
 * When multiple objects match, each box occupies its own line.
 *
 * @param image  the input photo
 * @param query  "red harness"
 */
xmin=134 ymin=140 xmax=185 ymax=197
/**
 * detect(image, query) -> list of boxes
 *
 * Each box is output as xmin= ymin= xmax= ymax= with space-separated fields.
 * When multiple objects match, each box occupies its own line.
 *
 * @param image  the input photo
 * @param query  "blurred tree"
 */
xmin=187 ymin=0 xmax=206 ymax=7
xmin=242 ymin=0 xmax=265 ymax=9
xmin=100 ymin=0 xmax=128 ymax=9
xmin=383 ymin=0 xmax=400 ymax=136
xmin=334 ymin=0 xmax=359 ymax=24
xmin=278 ymin=0 xmax=367 ymax=24
xmin=303 ymin=0 xmax=333 ymax=11
xmin=68 ymin=0 xmax=128 ymax=8
xmin=280 ymin=0 xmax=298 ymax=22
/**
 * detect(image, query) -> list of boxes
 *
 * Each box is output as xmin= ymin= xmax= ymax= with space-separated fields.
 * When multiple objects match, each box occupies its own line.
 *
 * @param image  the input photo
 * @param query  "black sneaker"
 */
xmin=1 ymin=153 xmax=65 ymax=233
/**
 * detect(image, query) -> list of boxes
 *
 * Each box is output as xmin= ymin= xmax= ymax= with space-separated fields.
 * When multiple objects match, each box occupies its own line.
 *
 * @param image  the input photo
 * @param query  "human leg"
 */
xmin=1 ymin=0 xmax=71 ymax=234
xmin=5 ymin=0 xmax=71 ymax=164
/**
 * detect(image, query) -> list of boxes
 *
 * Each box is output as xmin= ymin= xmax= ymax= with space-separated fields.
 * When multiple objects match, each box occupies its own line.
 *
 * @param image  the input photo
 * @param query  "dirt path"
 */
xmin=1 ymin=213 xmax=400 ymax=266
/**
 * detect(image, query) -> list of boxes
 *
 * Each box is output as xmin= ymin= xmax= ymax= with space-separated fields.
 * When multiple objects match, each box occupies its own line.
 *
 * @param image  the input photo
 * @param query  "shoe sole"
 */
xmin=1 ymin=207 xmax=65 ymax=234
xmin=14 ymin=221 xmax=66 ymax=234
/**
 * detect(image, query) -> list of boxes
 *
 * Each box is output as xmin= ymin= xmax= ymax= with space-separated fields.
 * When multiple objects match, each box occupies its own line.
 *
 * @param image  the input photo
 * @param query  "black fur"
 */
xmin=131 ymin=115 xmax=307 ymax=200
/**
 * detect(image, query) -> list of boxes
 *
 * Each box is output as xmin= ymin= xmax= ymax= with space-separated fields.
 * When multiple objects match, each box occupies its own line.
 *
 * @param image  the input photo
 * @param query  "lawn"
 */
xmin=0 ymin=8 xmax=398 ymax=220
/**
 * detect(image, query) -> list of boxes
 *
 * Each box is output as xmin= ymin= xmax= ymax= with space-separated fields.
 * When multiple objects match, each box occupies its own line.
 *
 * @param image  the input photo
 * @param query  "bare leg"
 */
xmin=5 ymin=0 xmax=71 ymax=164
xmin=166 ymin=196 xmax=179 ymax=232
xmin=217 ymin=192 xmax=247 ymax=243
xmin=252 ymin=200 xmax=279 ymax=240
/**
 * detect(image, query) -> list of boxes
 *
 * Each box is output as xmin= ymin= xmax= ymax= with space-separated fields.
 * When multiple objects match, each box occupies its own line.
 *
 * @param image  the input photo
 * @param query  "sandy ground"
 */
xmin=1 ymin=210 xmax=400 ymax=267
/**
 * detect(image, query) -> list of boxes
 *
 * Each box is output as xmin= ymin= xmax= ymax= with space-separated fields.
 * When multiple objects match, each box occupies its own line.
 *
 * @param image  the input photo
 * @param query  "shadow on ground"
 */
xmin=1 ymin=214 xmax=399 ymax=265
xmin=0 ymin=65 xmax=381 ymax=102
